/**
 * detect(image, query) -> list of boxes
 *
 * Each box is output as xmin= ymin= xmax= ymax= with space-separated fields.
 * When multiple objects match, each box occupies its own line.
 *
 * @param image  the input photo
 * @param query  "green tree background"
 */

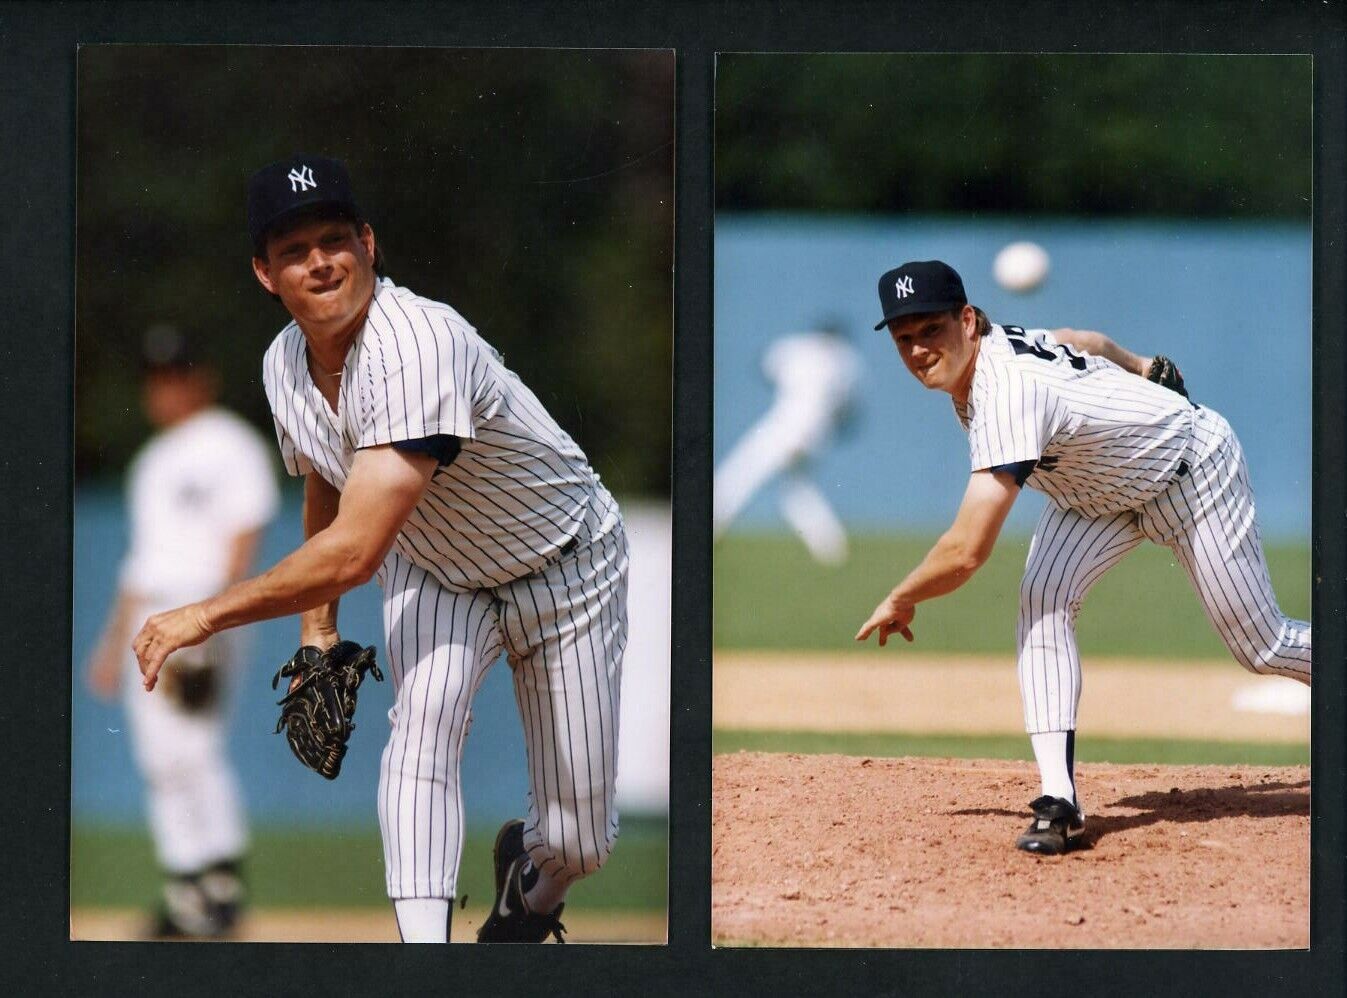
xmin=77 ymin=46 xmax=673 ymax=495
xmin=716 ymin=54 xmax=1311 ymax=219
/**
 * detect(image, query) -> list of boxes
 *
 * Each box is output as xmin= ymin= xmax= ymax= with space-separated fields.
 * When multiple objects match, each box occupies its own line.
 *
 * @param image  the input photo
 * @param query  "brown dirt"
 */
xmin=712 ymin=752 xmax=1308 ymax=949
xmin=70 ymin=906 xmax=666 ymax=944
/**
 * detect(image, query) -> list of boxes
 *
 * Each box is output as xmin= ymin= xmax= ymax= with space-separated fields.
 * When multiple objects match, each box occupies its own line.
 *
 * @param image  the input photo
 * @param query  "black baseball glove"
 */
xmin=272 ymin=641 xmax=384 ymax=780
xmin=1146 ymin=354 xmax=1189 ymax=398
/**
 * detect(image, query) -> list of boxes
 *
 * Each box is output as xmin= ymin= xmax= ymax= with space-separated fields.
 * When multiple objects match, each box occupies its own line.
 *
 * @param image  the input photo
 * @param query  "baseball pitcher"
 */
xmin=855 ymin=260 xmax=1310 ymax=855
xmin=133 ymin=155 xmax=629 ymax=943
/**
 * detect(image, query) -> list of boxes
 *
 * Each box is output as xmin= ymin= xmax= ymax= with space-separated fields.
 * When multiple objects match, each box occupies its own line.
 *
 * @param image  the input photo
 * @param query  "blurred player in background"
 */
xmin=85 ymin=326 xmax=280 ymax=937
xmin=714 ymin=321 xmax=861 ymax=565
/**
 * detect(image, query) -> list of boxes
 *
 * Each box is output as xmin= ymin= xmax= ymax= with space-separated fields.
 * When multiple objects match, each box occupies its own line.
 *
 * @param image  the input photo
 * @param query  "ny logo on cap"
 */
xmin=895 ymin=275 xmax=915 ymax=299
xmin=287 ymin=165 xmax=317 ymax=193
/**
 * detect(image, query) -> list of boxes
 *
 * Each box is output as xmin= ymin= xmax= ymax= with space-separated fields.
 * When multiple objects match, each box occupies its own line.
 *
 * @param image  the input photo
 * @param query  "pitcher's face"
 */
xmin=888 ymin=306 xmax=979 ymax=398
xmin=252 ymin=217 xmax=378 ymax=332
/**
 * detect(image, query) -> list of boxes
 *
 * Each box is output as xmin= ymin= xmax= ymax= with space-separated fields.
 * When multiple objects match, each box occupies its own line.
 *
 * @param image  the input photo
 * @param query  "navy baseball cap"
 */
xmin=873 ymin=260 xmax=968 ymax=330
xmin=247 ymin=154 xmax=362 ymax=253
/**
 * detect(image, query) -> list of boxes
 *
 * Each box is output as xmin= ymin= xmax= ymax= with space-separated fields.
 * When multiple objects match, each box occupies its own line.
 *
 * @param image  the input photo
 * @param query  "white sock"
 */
xmin=393 ymin=898 xmax=451 ymax=943
xmin=1030 ymin=730 xmax=1077 ymax=805
xmin=521 ymin=862 xmax=568 ymax=914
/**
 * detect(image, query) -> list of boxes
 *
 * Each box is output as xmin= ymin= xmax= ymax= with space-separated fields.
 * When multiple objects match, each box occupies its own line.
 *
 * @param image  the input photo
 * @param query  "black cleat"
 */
xmin=490 ymin=819 xmax=526 ymax=897
xmin=476 ymin=820 xmax=566 ymax=943
xmin=1015 ymin=795 xmax=1084 ymax=856
xmin=198 ymin=859 xmax=245 ymax=934
xmin=147 ymin=875 xmax=236 ymax=939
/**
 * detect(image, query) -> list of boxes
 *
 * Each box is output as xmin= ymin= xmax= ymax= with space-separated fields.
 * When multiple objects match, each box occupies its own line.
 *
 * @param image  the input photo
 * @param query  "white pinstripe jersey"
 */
xmin=953 ymin=324 xmax=1198 ymax=518
xmin=262 ymin=278 xmax=600 ymax=591
xmin=121 ymin=407 xmax=280 ymax=606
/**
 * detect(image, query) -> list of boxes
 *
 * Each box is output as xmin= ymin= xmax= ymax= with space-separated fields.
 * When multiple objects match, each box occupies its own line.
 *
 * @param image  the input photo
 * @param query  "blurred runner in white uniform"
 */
xmin=714 ymin=323 xmax=861 ymax=565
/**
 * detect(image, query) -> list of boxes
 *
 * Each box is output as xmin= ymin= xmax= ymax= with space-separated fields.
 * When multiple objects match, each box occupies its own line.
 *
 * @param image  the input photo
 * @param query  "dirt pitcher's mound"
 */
xmin=713 ymin=753 xmax=1308 ymax=949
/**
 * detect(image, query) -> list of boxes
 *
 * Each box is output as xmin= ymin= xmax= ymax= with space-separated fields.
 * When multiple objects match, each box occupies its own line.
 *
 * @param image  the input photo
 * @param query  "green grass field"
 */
xmin=715 ymin=532 xmax=1310 ymax=659
xmin=71 ymin=816 xmax=667 ymax=911
xmin=713 ymin=729 xmax=1309 ymax=766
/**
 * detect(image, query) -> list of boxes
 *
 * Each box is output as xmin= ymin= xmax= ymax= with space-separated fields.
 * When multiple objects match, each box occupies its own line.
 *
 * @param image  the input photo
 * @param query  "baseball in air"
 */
xmin=993 ymin=241 xmax=1050 ymax=293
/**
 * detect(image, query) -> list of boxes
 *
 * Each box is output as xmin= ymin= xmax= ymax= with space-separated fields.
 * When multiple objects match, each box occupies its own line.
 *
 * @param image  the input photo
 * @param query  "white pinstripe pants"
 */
xmin=376 ymin=492 xmax=628 ymax=900
xmin=1017 ymin=407 xmax=1311 ymax=734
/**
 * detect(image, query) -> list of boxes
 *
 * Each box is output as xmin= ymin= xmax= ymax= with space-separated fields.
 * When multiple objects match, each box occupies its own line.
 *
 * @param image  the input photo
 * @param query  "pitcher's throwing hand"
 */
xmin=134 ymin=603 xmax=214 ymax=690
xmin=855 ymin=595 xmax=915 ymax=645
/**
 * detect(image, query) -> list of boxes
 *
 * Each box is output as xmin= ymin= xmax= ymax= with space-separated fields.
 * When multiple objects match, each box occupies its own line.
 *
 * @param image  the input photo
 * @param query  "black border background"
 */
xmin=1 ymin=2 xmax=1342 ymax=994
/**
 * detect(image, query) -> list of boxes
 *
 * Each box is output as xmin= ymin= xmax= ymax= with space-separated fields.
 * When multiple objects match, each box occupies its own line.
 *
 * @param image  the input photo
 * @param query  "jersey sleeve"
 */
xmin=390 ymin=434 xmax=462 ymax=465
xmin=355 ymin=316 xmax=480 ymax=450
xmin=115 ymin=454 xmax=151 ymax=594
xmin=986 ymin=459 xmax=1038 ymax=486
xmin=214 ymin=426 xmax=282 ymax=534
xmin=966 ymin=365 xmax=1055 ymax=472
